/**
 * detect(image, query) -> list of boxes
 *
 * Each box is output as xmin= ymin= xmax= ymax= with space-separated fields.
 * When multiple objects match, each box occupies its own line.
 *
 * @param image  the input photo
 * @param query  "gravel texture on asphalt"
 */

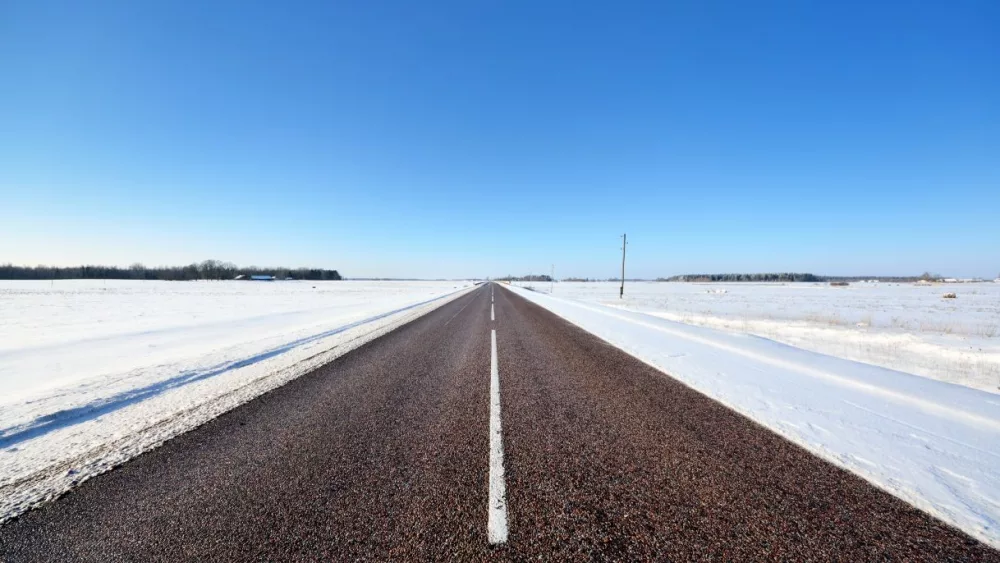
xmin=0 ymin=283 xmax=996 ymax=561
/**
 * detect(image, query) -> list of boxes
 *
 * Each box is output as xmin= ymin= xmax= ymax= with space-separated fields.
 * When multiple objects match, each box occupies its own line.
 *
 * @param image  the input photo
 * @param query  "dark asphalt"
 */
xmin=0 ymin=283 xmax=997 ymax=561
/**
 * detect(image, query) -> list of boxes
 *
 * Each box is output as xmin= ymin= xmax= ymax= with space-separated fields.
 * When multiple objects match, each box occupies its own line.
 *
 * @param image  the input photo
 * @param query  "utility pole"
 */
xmin=551 ymin=264 xmax=555 ymax=294
xmin=620 ymin=233 xmax=627 ymax=299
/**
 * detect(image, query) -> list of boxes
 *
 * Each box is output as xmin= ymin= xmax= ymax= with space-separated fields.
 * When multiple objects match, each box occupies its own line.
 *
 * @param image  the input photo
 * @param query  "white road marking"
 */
xmin=491 ymin=303 xmax=495 ymax=321
xmin=488 ymin=329 xmax=509 ymax=544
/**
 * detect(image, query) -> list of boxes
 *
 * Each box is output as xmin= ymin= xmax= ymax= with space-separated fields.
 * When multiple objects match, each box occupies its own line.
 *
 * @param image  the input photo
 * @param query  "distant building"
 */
xmin=250 ymin=275 xmax=275 ymax=281
xmin=943 ymin=278 xmax=959 ymax=283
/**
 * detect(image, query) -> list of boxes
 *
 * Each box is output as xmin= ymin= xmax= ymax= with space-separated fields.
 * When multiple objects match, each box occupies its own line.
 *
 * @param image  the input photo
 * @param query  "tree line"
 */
xmin=0 ymin=260 xmax=342 ymax=281
xmin=659 ymin=273 xmax=932 ymax=282
xmin=660 ymin=273 xmax=824 ymax=282
xmin=495 ymin=274 xmax=553 ymax=282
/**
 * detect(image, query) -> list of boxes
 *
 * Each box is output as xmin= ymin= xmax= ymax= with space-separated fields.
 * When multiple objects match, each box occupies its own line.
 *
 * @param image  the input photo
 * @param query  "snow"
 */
xmin=506 ymin=284 xmax=1000 ymax=549
xmin=514 ymin=281 xmax=1000 ymax=394
xmin=0 ymin=280 xmax=473 ymax=522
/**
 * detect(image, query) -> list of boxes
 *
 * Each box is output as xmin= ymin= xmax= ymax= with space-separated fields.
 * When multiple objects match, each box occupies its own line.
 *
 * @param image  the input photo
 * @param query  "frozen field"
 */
xmin=507 ymin=284 xmax=1000 ymax=548
xmin=516 ymin=281 xmax=1000 ymax=393
xmin=0 ymin=279 xmax=473 ymax=521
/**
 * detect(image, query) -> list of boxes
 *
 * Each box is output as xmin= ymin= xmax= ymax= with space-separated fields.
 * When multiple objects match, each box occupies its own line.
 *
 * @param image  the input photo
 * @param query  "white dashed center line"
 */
xmin=488 ymin=329 xmax=508 ymax=544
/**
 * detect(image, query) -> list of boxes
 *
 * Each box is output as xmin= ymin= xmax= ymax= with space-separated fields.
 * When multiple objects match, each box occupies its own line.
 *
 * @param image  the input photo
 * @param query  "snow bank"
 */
xmin=0 ymin=280 xmax=473 ymax=522
xmin=514 ymin=281 xmax=1000 ymax=393
xmin=506 ymin=284 xmax=1000 ymax=549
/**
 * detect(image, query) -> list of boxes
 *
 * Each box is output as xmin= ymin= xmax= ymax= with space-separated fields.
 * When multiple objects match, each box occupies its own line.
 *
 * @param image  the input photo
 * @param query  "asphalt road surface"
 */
xmin=1 ymin=284 xmax=997 ymax=561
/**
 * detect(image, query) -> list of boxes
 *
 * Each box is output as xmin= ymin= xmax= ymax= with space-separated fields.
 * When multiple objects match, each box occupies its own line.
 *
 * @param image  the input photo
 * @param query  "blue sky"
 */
xmin=2 ymin=1 xmax=997 ymax=279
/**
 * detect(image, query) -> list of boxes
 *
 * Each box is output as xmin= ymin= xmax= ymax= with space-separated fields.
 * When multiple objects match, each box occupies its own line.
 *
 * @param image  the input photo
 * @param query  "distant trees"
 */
xmin=662 ymin=273 xmax=822 ymax=282
xmin=129 ymin=263 xmax=147 ymax=279
xmin=195 ymin=260 xmax=234 ymax=280
xmin=496 ymin=274 xmax=553 ymax=282
xmin=0 ymin=261 xmax=342 ymax=281
xmin=661 ymin=273 xmax=932 ymax=283
xmin=292 ymin=268 xmax=343 ymax=281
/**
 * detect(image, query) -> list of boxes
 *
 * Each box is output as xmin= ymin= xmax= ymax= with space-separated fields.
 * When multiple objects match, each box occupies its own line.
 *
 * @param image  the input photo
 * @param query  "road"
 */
xmin=0 ymin=283 xmax=996 ymax=561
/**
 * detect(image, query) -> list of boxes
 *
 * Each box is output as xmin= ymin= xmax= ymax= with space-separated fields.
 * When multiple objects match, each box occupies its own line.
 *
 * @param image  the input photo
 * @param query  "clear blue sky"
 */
xmin=2 ymin=1 xmax=997 ymax=279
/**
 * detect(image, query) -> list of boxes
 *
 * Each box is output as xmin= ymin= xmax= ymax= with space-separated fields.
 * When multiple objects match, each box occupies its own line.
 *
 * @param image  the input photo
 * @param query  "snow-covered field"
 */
xmin=506 ymin=284 xmax=1000 ymax=549
xmin=514 ymin=281 xmax=1000 ymax=393
xmin=0 ymin=279 xmax=473 ymax=521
